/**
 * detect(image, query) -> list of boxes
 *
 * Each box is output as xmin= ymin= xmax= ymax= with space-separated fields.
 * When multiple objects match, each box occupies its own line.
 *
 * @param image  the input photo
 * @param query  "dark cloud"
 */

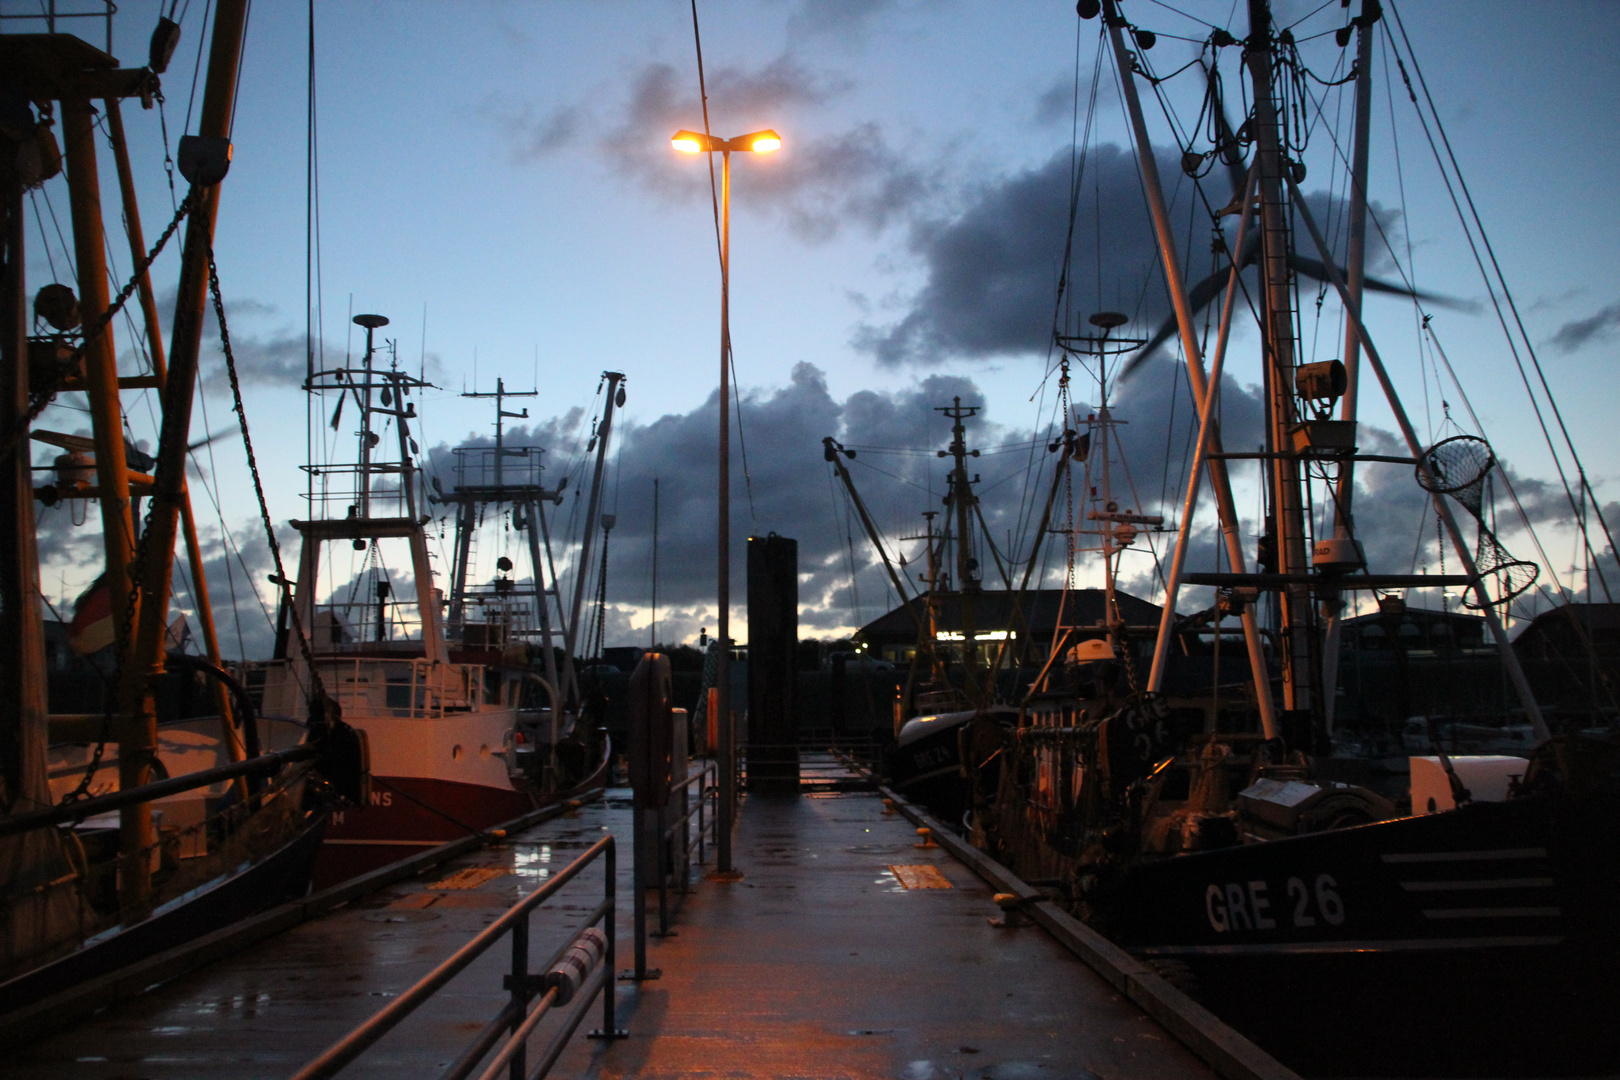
xmin=423 ymin=364 xmax=1023 ymax=642
xmin=1034 ymin=78 xmax=1075 ymax=127
xmin=421 ymin=359 xmax=1276 ymax=643
xmin=423 ymin=353 xmax=1591 ymax=646
xmin=785 ymin=0 xmax=899 ymax=41
xmin=857 ymin=144 xmax=1184 ymax=365
xmin=857 ymin=142 xmax=1406 ymax=367
xmin=505 ymin=103 xmax=583 ymax=159
xmin=125 ymin=285 xmax=347 ymax=389
xmin=498 ymin=58 xmax=936 ymax=242
xmin=1548 ymin=300 xmax=1620 ymax=353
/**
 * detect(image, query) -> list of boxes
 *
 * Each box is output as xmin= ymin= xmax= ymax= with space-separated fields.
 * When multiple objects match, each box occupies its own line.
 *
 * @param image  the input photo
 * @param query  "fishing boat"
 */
xmin=242 ymin=318 xmax=612 ymax=886
xmin=962 ymin=2 xmax=1620 ymax=1075
xmin=0 ymin=6 xmax=365 ymax=1023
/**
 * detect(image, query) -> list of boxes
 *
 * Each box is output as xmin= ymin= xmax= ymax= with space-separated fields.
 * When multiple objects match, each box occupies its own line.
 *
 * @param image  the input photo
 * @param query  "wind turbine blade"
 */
xmin=1118 ymin=268 xmax=1238 ymax=382
xmin=1287 ymin=253 xmax=1466 ymax=309
xmin=185 ymin=427 xmax=234 ymax=453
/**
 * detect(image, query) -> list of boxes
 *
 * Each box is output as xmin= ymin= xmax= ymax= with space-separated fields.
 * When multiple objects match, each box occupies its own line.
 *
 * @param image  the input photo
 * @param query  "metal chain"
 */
xmin=206 ymin=243 xmax=327 ymax=700
xmin=52 ymin=196 xmax=197 ymax=805
xmin=156 ymin=93 xmax=178 ymax=208
xmin=0 ymin=191 xmax=197 ymax=469
xmin=58 ymin=707 xmax=113 ymax=806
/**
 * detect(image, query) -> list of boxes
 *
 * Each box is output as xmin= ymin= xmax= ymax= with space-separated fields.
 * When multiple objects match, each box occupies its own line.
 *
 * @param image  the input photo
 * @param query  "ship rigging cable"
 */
xmin=208 ymin=247 xmax=325 ymax=700
xmin=688 ymin=0 xmax=757 ymax=522
xmin=1385 ymin=1 xmax=1616 ymax=601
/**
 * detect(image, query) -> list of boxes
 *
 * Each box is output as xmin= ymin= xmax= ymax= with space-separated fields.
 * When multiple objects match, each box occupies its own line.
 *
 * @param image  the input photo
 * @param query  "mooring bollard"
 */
xmin=989 ymin=892 xmax=1028 ymax=928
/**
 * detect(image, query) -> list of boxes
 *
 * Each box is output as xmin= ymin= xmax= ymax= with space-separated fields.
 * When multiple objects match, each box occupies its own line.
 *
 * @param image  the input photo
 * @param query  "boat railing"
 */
xmin=241 ymin=657 xmax=486 ymax=719
xmin=300 ymin=463 xmax=417 ymax=518
xmin=287 ymin=835 xmax=622 ymax=1080
xmin=452 ymin=445 xmax=545 ymax=491
xmin=0 ymin=748 xmax=318 ymax=974
xmin=310 ymin=596 xmax=428 ymax=645
xmin=0 ymin=2 xmax=115 ymax=53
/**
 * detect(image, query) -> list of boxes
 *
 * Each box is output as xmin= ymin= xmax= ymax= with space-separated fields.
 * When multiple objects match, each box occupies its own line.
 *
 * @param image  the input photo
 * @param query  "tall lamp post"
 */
xmin=671 ymin=127 xmax=780 ymax=874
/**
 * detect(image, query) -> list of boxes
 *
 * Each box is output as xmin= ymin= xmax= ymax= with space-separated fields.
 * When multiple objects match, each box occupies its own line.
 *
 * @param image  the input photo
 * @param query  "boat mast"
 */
xmin=564 ymin=372 xmax=624 ymax=697
xmin=0 ymin=81 xmax=76 ymax=961
xmin=1320 ymin=0 xmax=1379 ymax=732
xmin=650 ymin=478 xmax=659 ymax=649
xmin=920 ymin=511 xmax=941 ymax=647
xmin=903 ymin=510 xmax=945 ymax=675
xmin=1061 ymin=313 xmax=1159 ymax=637
xmin=351 ymin=315 xmax=387 ymax=520
xmin=1245 ymin=0 xmax=1317 ymax=721
xmin=105 ymin=101 xmax=242 ymax=782
xmin=1101 ymin=0 xmax=1278 ymax=737
xmin=1288 ymin=187 xmax=1551 ymax=740
xmin=450 ymin=376 xmax=538 ymax=632
xmin=96 ymin=0 xmax=248 ymax=911
xmin=938 ymin=398 xmax=983 ymax=702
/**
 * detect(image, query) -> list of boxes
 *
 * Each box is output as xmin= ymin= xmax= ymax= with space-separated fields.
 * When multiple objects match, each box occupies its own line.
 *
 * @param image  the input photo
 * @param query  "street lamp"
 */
xmin=671 ymin=126 xmax=780 ymax=876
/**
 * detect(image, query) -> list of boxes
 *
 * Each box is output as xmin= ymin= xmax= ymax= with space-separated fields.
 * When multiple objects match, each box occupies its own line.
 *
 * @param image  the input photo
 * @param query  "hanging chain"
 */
xmin=53 ymin=195 xmax=197 ymax=806
xmin=1436 ymin=508 xmax=1448 ymax=613
xmin=206 ymin=243 xmax=327 ymax=701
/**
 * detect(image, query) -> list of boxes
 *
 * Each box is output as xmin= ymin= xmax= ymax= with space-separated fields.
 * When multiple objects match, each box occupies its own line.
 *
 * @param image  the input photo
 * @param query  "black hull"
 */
xmin=0 ymin=813 xmax=326 ymax=1016
xmin=1106 ymin=794 xmax=1620 ymax=1077
xmin=886 ymin=724 xmax=969 ymax=827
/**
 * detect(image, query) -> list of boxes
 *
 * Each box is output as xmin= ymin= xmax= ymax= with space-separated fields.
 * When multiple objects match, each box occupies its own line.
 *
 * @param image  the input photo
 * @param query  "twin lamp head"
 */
xmin=671 ymin=129 xmax=782 ymax=154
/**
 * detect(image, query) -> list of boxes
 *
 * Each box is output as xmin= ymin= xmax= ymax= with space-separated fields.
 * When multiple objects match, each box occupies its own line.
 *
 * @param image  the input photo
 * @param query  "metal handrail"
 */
xmin=288 ymin=835 xmax=620 ymax=1080
xmin=660 ymin=762 xmax=718 ymax=852
xmin=653 ymin=761 xmax=717 ymax=938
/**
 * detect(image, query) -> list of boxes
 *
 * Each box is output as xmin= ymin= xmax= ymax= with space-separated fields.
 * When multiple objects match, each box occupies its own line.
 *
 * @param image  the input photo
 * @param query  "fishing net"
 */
xmin=1415 ymin=434 xmax=1494 ymax=513
xmin=1466 ymin=531 xmax=1540 ymax=610
xmin=1416 ymin=435 xmax=1538 ymax=609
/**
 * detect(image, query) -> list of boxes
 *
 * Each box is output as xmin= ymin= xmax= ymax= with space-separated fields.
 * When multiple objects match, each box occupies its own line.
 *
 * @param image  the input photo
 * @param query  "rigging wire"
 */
xmin=686 ymin=0 xmax=757 ymax=522
xmin=1384 ymin=4 xmax=1615 ymax=600
xmin=182 ymin=0 xmax=213 ymax=136
xmin=35 ymin=188 xmax=76 ymax=286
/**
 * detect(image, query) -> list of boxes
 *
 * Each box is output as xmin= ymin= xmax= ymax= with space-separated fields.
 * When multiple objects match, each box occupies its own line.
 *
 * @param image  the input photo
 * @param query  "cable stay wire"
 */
xmin=1383 ymin=2 xmax=1616 ymax=602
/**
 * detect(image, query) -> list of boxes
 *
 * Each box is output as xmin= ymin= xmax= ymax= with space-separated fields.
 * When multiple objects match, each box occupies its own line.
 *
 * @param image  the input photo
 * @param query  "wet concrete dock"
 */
xmin=9 ymin=759 xmax=1242 ymax=1080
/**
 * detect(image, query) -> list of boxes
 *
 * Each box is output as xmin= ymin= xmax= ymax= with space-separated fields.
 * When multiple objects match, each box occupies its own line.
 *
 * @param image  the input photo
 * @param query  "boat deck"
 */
xmin=9 ymin=757 xmax=1246 ymax=1080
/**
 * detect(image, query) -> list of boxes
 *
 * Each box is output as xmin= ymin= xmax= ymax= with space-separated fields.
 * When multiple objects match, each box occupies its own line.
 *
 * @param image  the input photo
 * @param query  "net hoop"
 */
xmin=1416 ymin=434 xmax=1495 ymax=497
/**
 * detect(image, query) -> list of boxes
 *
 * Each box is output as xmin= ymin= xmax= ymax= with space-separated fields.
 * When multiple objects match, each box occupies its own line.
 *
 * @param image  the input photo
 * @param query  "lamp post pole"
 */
xmin=716 ymin=146 xmax=734 ymax=874
xmin=671 ymin=127 xmax=777 ymax=877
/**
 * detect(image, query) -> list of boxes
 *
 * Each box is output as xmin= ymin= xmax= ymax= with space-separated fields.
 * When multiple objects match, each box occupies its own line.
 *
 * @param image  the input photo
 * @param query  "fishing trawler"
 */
xmin=959 ymin=2 xmax=1620 ymax=1075
xmin=0 ymin=9 xmax=366 ymax=1018
xmin=242 ymin=317 xmax=611 ymax=886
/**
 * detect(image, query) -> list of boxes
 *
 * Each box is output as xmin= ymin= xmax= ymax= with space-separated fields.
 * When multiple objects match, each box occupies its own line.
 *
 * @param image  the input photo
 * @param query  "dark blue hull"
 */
xmin=886 ymin=724 xmax=969 ymax=828
xmin=1107 ymin=793 xmax=1620 ymax=1076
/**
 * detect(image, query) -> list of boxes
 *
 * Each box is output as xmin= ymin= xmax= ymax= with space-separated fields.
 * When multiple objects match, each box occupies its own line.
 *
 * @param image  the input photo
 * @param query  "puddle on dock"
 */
xmin=363 ymin=909 xmax=441 ymax=923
